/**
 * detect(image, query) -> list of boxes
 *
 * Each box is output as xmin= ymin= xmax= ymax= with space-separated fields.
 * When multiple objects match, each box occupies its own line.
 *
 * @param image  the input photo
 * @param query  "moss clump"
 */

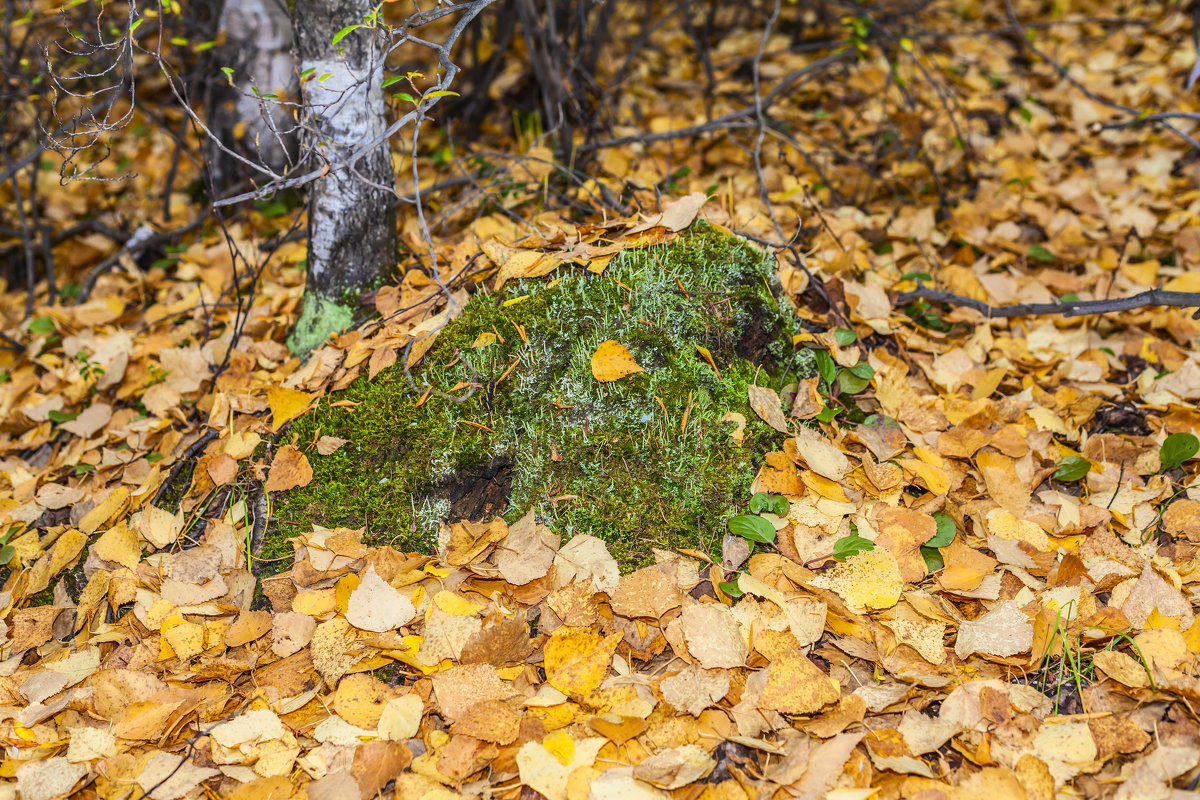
xmin=287 ymin=290 xmax=356 ymax=356
xmin=269 ymin=223 xmax=808 ymax=572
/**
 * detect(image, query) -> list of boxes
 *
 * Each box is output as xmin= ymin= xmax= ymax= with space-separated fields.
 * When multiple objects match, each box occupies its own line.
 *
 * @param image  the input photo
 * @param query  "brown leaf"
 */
xmin=264 ymin=444 xmax=313 ymax=492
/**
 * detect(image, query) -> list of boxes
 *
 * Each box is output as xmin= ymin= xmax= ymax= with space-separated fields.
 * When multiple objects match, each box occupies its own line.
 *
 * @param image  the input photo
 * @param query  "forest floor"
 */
xmin=2 ymin=1 xmax=1200 ymax=799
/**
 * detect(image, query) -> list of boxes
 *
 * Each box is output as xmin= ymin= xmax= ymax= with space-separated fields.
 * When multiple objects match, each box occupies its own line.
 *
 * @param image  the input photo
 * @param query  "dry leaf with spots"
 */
xmin=791 ymin=426 xmax=851 ymax=481
xmin=954 ymin=600 xmax=1033 ymax=661
xmin=809 ymin=548 xmax=902 ymax=613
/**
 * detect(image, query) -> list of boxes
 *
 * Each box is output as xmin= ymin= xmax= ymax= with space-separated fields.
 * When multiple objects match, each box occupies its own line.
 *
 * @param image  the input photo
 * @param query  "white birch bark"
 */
xmin=288 ymin=0 xmax=397 ymax=354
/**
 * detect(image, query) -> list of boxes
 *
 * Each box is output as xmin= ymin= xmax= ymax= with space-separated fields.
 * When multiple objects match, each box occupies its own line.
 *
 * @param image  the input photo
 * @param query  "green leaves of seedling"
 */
xmin=0 ymin=524 xmax=20 ymax=565
xmin=29 ymin=316 xmax=55 ymax=334
xmin=1160 ymin=432 xmax=1199 ymax=471
xmin=748 ymin=492 xmax=788 ymax=516
xmin=920 ymin=512 xmax=957 ymax=572
xmin=832 ymin=533 xmax=874 ymax=560
xmin=1027 ymin=244 xmax=1055 ymax=262
xmin=838 ymin=361 xmax=875 ymax=394
xmin=727 ymin=514 xmax=776 ymax=544
xmin=814 ymin=349 xmax=836 ymax=386
xmin=1053 ymin=456 xmax=1091 ymax=483
xmin=833 ymin=328 xmax=857 ymax=347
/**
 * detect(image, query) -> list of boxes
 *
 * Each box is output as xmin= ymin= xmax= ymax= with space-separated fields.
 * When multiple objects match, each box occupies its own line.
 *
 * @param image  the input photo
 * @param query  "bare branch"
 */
xmin=896 ymin=285 xmax=1200 ymax=320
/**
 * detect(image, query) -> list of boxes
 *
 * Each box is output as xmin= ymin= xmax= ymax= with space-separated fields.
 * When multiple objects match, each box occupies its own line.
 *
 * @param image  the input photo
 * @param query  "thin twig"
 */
xmin=896 ymin=284 xmax=1200 ymax=320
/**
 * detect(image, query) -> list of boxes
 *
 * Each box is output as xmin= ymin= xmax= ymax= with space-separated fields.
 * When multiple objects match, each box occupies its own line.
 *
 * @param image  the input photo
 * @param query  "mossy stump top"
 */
xmin=269 ymin=224 xmax=801 ymax=572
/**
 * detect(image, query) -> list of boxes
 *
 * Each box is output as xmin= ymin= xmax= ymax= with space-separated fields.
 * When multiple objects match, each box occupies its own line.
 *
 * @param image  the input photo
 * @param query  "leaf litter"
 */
xmin=1 ymin=2 xmax=1200 ymax=799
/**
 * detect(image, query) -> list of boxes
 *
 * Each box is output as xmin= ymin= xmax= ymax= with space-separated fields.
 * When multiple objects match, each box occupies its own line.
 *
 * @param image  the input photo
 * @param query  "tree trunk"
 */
xmin=287 ymin=0 xmax=397 ymax=355
xmin=209 ymin=0 xmax=298 ymax=187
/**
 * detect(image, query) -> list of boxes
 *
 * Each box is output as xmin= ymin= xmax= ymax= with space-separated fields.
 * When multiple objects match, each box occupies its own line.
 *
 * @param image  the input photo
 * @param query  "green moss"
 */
xmin=287 ymin=290 xmax=356 ymax=357
xmin=269 ymin=223 xmax=808 ymax=572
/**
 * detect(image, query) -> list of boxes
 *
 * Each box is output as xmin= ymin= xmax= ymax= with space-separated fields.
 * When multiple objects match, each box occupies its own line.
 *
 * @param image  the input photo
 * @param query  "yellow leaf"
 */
xmin=590 ymin=340 xmax=644 ymax=382
xmin=1144 ymin=608 xmax=1181 ymax=630
xmin=92 ymin=524 xmax=141 ymax=570
xmin=335 ymin=573 xmax=361 ymax=615
xmin=264 ymin=445 xmax=313 ymax=492
xmin=543 ymin=729 xmax=575 ymax=766
xmin=809 ymin=548 xmax=902 ymax=613
xmin=268 ymin=386 xmax=315 ymax=431
xmin=472 ymin=331 xmax=497 ymax=348
xmin=544 ymin=628 xmax=622 ymax=699
xmin=224 ymin=431 xmax=262 ymax=460
xmin=694 ymin=343 xmax=720 ymax=377
xmin=79 ymin=487 xmax=130 ymax=535
xmin=433 ymin=590 xmax=485 ymax=616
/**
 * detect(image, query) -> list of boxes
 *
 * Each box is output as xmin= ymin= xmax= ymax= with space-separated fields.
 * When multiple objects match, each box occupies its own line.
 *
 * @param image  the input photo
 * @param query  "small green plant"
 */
xmin=1053 ymin=456 xmax=1091 ymax=483
xmin=76 ymin=350 xmax=105 ymax=389
xmin=0 ymin=524 xmax=20 ymax=565
xmin=747 ymin=491 xmax=788 ymax=516
xmin=832 ymin=531 xmax=874 ymax=560
xmin=1035 ymin=604 xmax=1157 ymax=715
xmin=1159 ymin=432 xmax=1198 ymax=471
xmin=920 ymin=512 xmax=956 ymax=572
xmin=807 ymin=329 xmax=876 ymax=423
xmin=719 ymin=492 xmax=786 ymax=596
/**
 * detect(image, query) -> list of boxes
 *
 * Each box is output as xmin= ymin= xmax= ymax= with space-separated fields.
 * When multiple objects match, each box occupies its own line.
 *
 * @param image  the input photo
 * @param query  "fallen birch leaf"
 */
xmin=264 ymin=445 xmax=313 ymax=492
xmin=954 ymin=600 xmax=1033 ymax=660
xmin=748 ymin=384 xmax=788 ymax=433
xmin=346 ymin=565 xmax=416 ymax=632
xmin=591 ymin=340 xmax=644 ymax=382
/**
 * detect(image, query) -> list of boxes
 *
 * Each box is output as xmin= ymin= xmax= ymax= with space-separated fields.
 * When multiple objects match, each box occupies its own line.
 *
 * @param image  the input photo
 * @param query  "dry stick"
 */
xmin=75 ymin=212 xmax=209 ymax=302
xmin=895 ymin=285 xmax=1200 ymax=320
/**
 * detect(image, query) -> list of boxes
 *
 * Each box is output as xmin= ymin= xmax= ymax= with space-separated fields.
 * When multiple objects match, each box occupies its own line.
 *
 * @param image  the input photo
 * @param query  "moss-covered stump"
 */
xmin=269 ymin=223 xmax=805 ymax=572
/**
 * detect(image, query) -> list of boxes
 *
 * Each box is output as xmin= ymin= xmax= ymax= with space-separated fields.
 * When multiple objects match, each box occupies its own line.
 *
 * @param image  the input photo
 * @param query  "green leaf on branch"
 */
xmin=331 ymin=24 xmax=363 ymax=46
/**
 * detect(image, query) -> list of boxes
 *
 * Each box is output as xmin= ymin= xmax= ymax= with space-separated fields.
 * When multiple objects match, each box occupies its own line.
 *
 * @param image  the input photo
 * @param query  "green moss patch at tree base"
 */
xmin=287 ymin=290 xmax=356 ymax=357
xmin=268 ymin=223 xmax=811 ymax=573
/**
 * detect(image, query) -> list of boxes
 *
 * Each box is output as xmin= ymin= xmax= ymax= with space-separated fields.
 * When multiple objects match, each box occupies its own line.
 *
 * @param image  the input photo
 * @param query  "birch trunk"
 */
xmin=288 ymin=0 xmax=397 ymax=355
xmin=211 ymin=0 xmax=298 ymax=185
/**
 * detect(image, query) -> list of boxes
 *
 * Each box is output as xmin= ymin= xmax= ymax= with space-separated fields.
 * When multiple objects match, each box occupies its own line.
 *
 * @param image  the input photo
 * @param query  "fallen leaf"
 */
xmin=748 ymin=384 xmax=788 ymax=433
xmin=264 ymin=445 xmax=313 ymax=492
xmin=591 ymin=339 xmax=645 ymax=382
xmin=346 ymin=565 xmax=416 ymax=632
